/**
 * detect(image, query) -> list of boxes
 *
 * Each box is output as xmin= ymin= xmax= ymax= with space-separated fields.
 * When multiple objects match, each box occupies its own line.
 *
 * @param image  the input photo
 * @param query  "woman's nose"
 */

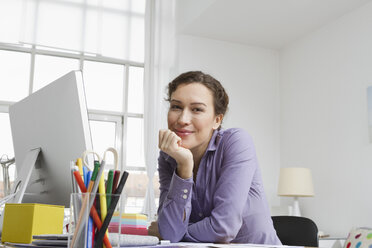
xmin=178 ymin=109 xmax=191 ymax=125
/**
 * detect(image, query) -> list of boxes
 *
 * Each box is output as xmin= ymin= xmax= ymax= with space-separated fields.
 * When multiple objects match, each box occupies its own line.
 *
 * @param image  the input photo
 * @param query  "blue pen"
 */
xmin=86 ymin=171 xmax=92 ymax=188
xmin=87 ymin=216 xmax=93 ymax=248
xmin=85 ymin=170 xmax=93 ymax=248
xmin=83 ymin=166 xmax=88 ymax=186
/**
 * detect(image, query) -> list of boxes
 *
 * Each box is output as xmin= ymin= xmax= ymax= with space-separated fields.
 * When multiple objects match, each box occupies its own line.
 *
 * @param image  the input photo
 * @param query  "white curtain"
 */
xmin=142 ymin=0 xmax=177 ymax=220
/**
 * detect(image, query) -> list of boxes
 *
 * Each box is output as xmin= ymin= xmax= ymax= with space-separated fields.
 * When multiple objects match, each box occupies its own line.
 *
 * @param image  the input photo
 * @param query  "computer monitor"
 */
xmin=9 ymin=70 xmax=93 ymax=207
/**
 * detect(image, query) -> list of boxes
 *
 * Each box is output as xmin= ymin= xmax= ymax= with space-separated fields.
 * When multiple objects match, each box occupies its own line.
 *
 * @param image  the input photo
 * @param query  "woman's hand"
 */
xmin=159 ymin=129 xmax=193 ymax=179
xmin=148 ymin=221 xmax=162 ymax=240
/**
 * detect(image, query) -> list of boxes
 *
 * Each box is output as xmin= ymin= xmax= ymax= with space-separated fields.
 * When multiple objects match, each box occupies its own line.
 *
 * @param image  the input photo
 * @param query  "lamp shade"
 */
xmin=278 ymin=167 xmax=314 ymax=197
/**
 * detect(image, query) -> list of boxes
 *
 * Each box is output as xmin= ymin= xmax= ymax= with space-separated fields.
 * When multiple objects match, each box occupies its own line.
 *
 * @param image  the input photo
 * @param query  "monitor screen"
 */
xmin=9 ymin=70 xmax=93 ymax=207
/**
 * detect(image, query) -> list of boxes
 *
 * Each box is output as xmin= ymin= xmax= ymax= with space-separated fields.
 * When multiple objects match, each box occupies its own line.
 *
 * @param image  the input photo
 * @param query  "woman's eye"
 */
xmin=193 ymin=108 xmax=203 ymax=112
xmin=170 ymin=105 xmax=181 ymax=110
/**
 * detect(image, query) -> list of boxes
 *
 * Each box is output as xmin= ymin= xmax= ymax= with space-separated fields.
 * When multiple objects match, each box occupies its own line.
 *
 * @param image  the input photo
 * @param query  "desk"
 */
xmin=0 ymin=243 xmax=315 ymax=248
xmin=0 ymin=235 xmax=317 ymax=248
xmin=319 ymin=237 xmax=346 ymax=248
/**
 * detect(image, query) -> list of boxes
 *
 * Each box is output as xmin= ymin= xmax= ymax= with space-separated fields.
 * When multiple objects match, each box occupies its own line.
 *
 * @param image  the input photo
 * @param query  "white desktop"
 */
xmin=8 ymin=70 xmax=93 ymax=207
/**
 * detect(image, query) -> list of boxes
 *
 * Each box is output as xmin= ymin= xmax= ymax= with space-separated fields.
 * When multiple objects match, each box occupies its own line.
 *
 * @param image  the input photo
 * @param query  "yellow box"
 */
xmin=1 ymin=203 xmax=64 ymax=244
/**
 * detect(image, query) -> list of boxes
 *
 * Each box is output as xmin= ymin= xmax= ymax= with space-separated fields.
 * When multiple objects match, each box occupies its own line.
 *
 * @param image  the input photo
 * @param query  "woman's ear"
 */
xmin=213 ymin=114 xmax=223 ymax=130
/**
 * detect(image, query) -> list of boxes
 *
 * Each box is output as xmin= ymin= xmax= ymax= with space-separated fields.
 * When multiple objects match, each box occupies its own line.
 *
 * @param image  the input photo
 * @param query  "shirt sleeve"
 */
xmin=157 ymin=152 xmax=194 ymax=242
xmin=182 ymin=129 xmax=258 ymax=243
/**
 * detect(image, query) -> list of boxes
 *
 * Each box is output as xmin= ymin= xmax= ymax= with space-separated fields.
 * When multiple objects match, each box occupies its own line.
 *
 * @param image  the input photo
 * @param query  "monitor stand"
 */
xmin=11 ymin=147 xmax=41 ymax=203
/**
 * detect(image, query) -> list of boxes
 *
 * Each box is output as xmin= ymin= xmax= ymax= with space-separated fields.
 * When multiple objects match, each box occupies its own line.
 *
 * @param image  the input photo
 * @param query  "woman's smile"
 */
xmin=175 ymin=128 xmax=195 ymax=137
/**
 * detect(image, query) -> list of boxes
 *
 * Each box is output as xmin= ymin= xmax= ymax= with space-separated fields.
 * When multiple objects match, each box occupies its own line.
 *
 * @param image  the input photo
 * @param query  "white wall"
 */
xmin=280 ymin=1 xmax=372 ymax=236
xmin=176 ymin=35 xmax=281 ymax=207
xmin=176 ymin=0 xmax=216 ymax=33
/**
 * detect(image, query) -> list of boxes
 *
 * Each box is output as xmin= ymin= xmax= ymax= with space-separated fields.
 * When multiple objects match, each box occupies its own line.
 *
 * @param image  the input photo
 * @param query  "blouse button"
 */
xmin=182 ymin=194 xmax=187 ymax=199
xmin=199 ymin=213 xmax=203 ymax=217
xmin=183 ymin=189 xmax=188 ymax=193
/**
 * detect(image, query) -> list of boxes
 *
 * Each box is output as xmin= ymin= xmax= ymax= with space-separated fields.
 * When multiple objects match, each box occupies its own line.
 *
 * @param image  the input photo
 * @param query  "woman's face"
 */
xmin=167 ymin=83 xmax=222 ymax=154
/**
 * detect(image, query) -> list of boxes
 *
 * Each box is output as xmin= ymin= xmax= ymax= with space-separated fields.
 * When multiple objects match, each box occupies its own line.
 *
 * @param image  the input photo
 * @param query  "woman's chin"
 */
xmin=180 ymin=144 xmax=191 ymax=149
xmin=179 ymin=141 xmax=192 ymax=149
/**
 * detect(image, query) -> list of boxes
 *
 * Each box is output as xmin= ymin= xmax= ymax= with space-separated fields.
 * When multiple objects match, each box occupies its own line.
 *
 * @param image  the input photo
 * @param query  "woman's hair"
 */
xmin=166 ymin=71 xmax=229 ymax=117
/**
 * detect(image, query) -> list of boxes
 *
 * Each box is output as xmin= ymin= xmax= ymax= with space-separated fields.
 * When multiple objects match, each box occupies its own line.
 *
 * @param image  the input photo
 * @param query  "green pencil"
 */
xmin=106 ymin=170 xmax=114 ymax=208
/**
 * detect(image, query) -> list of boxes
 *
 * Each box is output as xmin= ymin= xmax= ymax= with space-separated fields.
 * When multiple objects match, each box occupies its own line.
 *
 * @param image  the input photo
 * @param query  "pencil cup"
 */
xmin=69 ymin=192 xmax=90 ymax=248
xmin=68 ymin=192 xmax=125 ymax=248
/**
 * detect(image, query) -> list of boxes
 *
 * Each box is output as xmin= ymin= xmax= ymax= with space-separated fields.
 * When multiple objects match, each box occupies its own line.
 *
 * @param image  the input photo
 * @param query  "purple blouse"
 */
xmin=157 ymin=128 xmax=281 ymax=245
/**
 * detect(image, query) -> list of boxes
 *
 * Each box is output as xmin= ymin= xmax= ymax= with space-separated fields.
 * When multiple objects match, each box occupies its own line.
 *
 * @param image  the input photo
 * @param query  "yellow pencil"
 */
xmin=98 ymin=165 xmax=108 ymax=248
xmin=76 ymin=158 xmax=84 ymax=183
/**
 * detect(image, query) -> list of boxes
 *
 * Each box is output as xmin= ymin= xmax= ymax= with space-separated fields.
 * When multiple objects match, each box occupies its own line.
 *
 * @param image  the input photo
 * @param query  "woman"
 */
xmin=149 ymin=71 xmax=281 ymax=244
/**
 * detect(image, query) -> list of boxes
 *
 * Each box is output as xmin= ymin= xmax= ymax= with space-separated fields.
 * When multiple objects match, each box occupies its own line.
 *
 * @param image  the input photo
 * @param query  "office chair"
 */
xmin=272 ymin=216 xmax=319 ymax=247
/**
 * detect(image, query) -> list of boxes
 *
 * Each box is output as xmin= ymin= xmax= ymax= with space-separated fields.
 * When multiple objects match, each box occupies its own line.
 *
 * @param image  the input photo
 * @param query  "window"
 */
xmin=0 ymin=50 xmax=30 ymax=102
xmin=33 ymin=55 xmax=79 ymax=92
xmin=0 ymin=113 xmax=16 ymax=198
xmin=89 ymin=117 xmax=119 ymax=167
xmin=128 ymin=67 xmax=144 ymax=114
xmin=126 ymin=117 xmax=145 ymax=168
xmin=83 ymin=60 xmax=125 ymax=112
xmin=0 ymin=0 xmax=153 ymax=213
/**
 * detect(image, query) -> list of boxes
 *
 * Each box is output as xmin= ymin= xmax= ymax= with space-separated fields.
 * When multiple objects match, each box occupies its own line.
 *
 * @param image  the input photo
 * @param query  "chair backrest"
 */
xmin=272 ymin=216 xmax=319 ymax=247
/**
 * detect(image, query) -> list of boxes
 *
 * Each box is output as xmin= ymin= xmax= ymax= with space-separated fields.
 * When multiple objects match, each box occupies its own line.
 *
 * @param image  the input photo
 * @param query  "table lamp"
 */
xmin=277 ymin=167 xmax=314 ymax=216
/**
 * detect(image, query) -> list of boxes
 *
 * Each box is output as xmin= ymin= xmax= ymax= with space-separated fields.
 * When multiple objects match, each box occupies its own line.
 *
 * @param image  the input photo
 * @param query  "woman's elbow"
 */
xmin=158 ymin=218 xmax=186 ymax=242
xmin=213 ymin=230 xmax=236 ymax=243
xmin=210 ymin=220 xmax=240 ymax=243
xmin=159 ymin=227 xmax=185 ymax=243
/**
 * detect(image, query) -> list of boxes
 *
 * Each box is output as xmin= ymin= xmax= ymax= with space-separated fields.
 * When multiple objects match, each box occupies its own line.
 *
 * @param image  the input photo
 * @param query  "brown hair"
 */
xmin=167 ymin=71 xmax=229 ymax=117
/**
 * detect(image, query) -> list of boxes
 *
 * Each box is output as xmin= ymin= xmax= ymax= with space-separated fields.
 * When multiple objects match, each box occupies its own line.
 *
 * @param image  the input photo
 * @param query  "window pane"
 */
xmin=85 ymin=0 xmax=145 ymax=62
xmin=89 ymin=120 xmax=116 ymax=168
xmin=0 ymin=0 xmax=23 ymax=43
xmin=123 ymin=170 xmax=147 ymax=213
xmin=153 ymin=172 xmax=160 ymax=209
xmin=126 ymin=117 xmax=145 ymax=167
xmin=102 ymin=0 xmax=130 ymax=10
xmin=130 ymin=0 xmax=146 ymax=14
xmin=26 ymin=1 xmax=83 ymax=51
xmin=33 ymin=55 xmax=79 ymax=91
xmin=83 ymin=61 xmax=124 ymax=112
xmin=84 ymin=8 xmax=100 ymax=54
xmin=129 ymin=16 xmax=144 ymax=62
xmin=0 ymin=113 xmax=14 ymax=159
xmin=101 ymin=11 xmax=130 ymax=60
xmin=0 ymin=113 xmax=16 ymax=184
xmin=0 ymin=50 xmax=30 ymax=102
xmin=127 ymin=67 xmax=144 ymax=114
